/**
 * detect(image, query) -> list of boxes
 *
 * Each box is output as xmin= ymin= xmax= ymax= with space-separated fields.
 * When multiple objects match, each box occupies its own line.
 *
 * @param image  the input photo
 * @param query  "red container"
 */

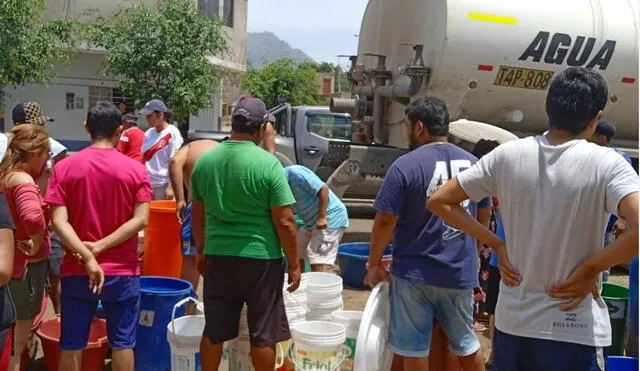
xmin=0 ymin=328 xmax=12 ymax=371
xmin=390 ymin=319 xmax=462 ymax=371
xmin=36 ymin=316 xmax=109 ymax=371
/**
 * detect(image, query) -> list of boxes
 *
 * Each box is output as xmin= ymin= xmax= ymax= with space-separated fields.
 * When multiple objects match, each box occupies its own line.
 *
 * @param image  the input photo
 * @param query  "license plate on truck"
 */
xmin=493 ymin=65 xmax=554 ymax=90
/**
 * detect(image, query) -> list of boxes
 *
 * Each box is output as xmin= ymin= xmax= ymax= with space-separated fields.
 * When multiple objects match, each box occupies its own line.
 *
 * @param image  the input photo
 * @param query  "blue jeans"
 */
xmin=388 ymin=275 xmax=480 ymax=357
xmin=493 ymin=329 xmax=604 ymax=371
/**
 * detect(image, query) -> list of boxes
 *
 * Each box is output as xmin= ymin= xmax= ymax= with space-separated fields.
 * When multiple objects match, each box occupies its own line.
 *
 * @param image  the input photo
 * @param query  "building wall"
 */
xmin=5 ymin=0 xmax=248 ymax=143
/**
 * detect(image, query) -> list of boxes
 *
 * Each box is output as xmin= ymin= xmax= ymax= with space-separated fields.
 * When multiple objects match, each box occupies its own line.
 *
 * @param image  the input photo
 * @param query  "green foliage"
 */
xmin=86 ymin=0 xmax=229 ymax=124
xmin=315 ymin=62 xmax=335 ymax=73
xmin=243 ymin=58 xmax=318 ymax=108
xmin=311 ymin=61 xmax=351 ymax=94
xmin=0 ymin=0 xmax=78 ymax=103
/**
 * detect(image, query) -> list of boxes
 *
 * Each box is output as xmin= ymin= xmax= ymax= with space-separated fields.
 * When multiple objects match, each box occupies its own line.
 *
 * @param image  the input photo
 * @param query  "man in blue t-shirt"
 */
xmin=284 ymin=165 xmax=349 ymax=272
xmin=365 ymin=97 xmax=491 ymax=370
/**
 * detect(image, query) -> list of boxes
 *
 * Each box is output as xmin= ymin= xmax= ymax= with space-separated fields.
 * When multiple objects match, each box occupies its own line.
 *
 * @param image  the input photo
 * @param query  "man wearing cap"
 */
xmin=12 ymin=101 xmax=68 ymax=315
xmin=190 ymin=97 xmax=301 ymax=370
xmin=588 ymin=119 xmax=634 ymax=281
xmin=117 ymin=113 xmax=144 ymax=162
xmin=139 ymin=99 xmax=183 ymax=200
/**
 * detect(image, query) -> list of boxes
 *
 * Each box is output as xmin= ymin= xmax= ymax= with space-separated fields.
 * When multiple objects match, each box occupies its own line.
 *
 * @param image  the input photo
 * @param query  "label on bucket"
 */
xmin=294 ymin=348 xmax=341 ymax=371
xmin=172 ymin=352 xmax=201 ymax=371
xmin=606 ymin=300 xmax=627 ymax=320
xmin=341 ymin=338 xmax=356 ymax=371
xmin=139 ymin=310 xmax=155 ymax=327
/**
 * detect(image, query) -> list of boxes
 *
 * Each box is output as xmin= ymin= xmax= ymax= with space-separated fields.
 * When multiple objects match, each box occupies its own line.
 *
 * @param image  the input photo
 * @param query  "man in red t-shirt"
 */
xmin=46 ymin=102 xmax=152 ymax=371
xmin=117 ymin=113 xmax=144 ymax=162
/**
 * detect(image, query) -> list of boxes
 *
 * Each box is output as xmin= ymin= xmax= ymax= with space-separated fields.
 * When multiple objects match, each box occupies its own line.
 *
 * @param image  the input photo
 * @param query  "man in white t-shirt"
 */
xmin=139 ymin=99 xmax=184 ymax=200
xmin=427 ymin=67 xmax=639 ymax=370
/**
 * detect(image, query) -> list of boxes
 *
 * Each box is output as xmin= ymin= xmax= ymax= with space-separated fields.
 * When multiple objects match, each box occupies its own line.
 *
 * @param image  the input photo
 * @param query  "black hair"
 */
xmin=595 ymin=119 xmax=616 ymax=140
xmin=153 ymin=110 xmax=173 ymax=123
xmin=86 ymin=101 xmax=123 ymax=139
xmin=231 ymin=116 xmax=261 ymax=134
xmin=472 ymin=139 xmax=500 ymax=159
xmin=546 ymin=67 xmax=608 ymax=134
xmin=404 ymin=97 xmax=449 ymax=136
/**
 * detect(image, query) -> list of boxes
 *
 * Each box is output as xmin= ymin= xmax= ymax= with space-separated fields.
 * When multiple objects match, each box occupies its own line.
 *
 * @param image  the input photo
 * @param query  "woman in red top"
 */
xmin=0 ymin=125 xmax=51 ymax=371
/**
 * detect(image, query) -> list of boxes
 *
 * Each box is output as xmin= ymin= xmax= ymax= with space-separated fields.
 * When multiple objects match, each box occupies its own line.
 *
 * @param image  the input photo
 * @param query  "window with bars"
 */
xmin=88 ymin=86 xmax=133 ymax=111
xmin=197 ymin=0 xmax=233 ymax=28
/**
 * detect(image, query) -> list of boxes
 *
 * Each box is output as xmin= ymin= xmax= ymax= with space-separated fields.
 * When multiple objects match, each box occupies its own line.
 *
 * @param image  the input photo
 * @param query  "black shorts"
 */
xmin=486 ymin=265 xmax=501 ymax=315
xmin=202 ymin=256 xmax=290 ymax=347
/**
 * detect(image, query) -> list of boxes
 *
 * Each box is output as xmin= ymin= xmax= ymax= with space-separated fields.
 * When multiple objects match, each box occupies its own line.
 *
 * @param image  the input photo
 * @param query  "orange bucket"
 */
xmin=37 ymin=316 xmax=108 ymax=371
xmin=142 ymin=200 xmax=182 ymax=278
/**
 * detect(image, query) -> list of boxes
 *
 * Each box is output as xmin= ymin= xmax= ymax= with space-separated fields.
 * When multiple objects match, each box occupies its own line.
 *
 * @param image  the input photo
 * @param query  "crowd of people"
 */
xmin=365 ymin=66 xmax=639 ymax=371
xmin=0 ymin=65 xmax=636 ymax=371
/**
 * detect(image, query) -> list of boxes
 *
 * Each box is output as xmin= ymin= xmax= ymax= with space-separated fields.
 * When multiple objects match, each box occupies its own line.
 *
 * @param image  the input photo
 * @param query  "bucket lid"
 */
xmin=354 ymin=282 xmax=394 ymax=371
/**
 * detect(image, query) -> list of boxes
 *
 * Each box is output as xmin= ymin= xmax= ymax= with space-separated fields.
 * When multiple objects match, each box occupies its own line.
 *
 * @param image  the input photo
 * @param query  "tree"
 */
xmin=86 ymin=0 xmax=229 ymax=127
xmin=242 ymin=58 xmax=318 ymax=108
xmin=0 ymin=0 xmax=77 ymax=103
xmin=312 ymin=62 xmax=351 ymax=94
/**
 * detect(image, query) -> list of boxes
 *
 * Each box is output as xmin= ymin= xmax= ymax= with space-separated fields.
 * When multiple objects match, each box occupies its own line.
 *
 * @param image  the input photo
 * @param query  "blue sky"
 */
xmin=247 ymin=0 xmax=368 ymax=67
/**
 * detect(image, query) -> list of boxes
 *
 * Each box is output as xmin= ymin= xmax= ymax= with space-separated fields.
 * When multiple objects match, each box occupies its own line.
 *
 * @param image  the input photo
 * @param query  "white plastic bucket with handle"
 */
xmin=330 ymin=311 xmax=363 ymax=371
xmin=167 ymin=297 xmax=231 ymax=371
xmin=305 ymin=273 xmax=342 ymax=303
xmin=173 ymin=299 xmax=229 ymax=371
xmin=289 ymin=321 xmax=348 ymax=370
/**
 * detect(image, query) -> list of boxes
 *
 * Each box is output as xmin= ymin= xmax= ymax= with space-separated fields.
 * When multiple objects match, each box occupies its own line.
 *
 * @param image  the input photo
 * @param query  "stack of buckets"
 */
xmin=306 ymin=273 xmax=344 ymax=321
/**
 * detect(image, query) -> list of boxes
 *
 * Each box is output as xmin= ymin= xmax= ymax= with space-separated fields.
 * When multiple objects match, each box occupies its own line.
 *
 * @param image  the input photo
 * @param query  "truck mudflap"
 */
xmin=326 ymin=143 xmax=408 ymax=199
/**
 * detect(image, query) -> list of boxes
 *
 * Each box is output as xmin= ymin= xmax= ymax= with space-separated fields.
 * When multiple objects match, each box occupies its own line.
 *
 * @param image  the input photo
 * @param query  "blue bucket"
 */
xmin=607 ymin=356 xmax=639 ymax=371
xmin=337 ymin=242 xmax=393 ymax=288
xmin=134 ymin=276 xmax=195 ymax=371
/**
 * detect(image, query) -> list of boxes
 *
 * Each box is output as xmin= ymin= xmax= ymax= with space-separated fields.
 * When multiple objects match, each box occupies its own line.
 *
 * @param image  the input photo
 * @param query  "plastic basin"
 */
xmin=36 ymin=316 xmax=109 ymax=371
xmin=337 ymin=242 xmax=393 ymax=288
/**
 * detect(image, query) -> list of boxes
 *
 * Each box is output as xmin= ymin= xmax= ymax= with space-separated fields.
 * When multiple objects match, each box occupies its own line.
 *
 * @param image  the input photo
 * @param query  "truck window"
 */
xmin=307 ymin=114 xmax=351 ymax=140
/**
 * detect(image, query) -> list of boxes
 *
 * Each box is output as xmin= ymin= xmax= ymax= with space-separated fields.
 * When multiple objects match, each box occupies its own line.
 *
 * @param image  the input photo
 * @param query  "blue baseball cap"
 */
xmin=595 ymin=119 xmax=616 ymax=139
xmin=138 ymin=99 xmax=168 ymax=116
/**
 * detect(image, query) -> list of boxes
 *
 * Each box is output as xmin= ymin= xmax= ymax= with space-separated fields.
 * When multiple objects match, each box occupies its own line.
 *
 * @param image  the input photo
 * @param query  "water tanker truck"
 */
xmin=325 ymin=0 xmax=638 ymax=197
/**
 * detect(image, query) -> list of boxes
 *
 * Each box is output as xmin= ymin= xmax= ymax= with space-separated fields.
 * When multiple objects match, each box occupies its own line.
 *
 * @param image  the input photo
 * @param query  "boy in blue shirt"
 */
xmin=283 ymin=165 xmax=349 ymax=272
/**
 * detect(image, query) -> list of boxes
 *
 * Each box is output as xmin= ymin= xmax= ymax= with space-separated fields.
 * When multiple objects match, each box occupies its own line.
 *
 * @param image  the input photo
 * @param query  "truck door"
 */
xmin=296 ymin=111 xmax=352 ymax=175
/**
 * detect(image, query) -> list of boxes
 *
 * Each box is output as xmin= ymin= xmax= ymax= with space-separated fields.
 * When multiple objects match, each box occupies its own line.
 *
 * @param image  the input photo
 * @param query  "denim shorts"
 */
xmin=493 ymin=329 xmax=604 ymax=370
xmin=389 ymin=275 xmax=480 ymax=357
xmin=60 ymin=276 xmax=140 ymax=350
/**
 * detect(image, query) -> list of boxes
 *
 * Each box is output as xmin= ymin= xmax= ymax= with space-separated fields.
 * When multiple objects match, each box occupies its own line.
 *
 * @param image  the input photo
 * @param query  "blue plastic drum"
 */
xmin=134 ymin=276 xmax=194 ymax=371
xmin=626 ymin=257 xmax=639 ymax=356
xmin=607 ymin=356 xmax=639 ymax=371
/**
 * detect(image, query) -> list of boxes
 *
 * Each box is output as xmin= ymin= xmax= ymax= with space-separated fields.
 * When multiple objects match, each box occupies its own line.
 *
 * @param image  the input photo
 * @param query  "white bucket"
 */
xmin=289 ymin=321 xmax=348 ymax=371
xmin=284 ymin=273 xmax=308 ymax=292
xmin=304 ymin=272 xmax=342 ymax=292
xmin=286 ymin=305 xmax=308 ymax=324
xmin=307 ymin=296 xmax=343 ymax=322
xmin=167 ymin=297 xmax=230 ymax=371
xmin=331 ymin=311 xmax=363 ymax=371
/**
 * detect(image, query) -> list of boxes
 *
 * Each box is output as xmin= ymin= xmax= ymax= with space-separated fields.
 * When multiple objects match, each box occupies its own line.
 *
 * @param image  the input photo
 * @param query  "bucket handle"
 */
xmin=275 ymin=342 xmax=285 ymax=369
xmin=170 ymin=296 xmax=200 ymax=335
xmin=286 ymin=343 xmax=349 ymax=371
xmin=283 ymin=290 xmax=309 ymax=313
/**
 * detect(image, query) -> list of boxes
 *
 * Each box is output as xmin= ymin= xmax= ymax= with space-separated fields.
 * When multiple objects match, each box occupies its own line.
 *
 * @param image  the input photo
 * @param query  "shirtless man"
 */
xmin=169 ymin=139 xmax=218 ymax=294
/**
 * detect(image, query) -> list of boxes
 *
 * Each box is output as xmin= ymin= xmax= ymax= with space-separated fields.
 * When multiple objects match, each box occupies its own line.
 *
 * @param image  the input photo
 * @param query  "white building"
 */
xmin=2 ymin=0 xmax=247 ymax=150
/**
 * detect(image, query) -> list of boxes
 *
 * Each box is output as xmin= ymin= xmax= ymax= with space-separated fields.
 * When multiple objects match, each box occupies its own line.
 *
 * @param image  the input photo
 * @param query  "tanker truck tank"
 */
xmin=335 ymin=0 xmax=638 ymax=156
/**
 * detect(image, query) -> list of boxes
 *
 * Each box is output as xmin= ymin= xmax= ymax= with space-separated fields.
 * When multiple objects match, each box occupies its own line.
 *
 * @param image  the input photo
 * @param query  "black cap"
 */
xmin=12 ymin=102 xmax=54 ymax=126
xmin=595 ymin=119 xmax=616 ymax=139
xmin=123 ymin=113 xmax=139 ymax=124
xmin=138 ymin=99 xmax=168 ymax=116
xmin=232 ymin=97 xmax=269 ymax=127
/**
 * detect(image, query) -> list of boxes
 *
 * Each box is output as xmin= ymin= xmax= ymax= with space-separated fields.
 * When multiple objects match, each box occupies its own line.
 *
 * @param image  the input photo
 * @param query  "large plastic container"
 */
xmin=143 ymin=200 xmax=182 ymax=278
xmin=336 ymin=243 xmax=393 ymax=289
xmin=607 ymin=356 xmax=639 ymax=371
xmin=290 ymin=321 xmax=347 ymax=371
xmin=36 ymin=316 xmax=109 ymax=371
xmin=626 ymin=257 xmax=639 ymax=357
xmin=135 ymin=276 xmax=194 ymax=371
xmin=603 ymin=283 xmax=630 ymax=356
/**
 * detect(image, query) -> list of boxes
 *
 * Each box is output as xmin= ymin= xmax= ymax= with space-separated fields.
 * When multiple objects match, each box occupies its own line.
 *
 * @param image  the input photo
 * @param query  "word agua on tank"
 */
xmin=519 ymin=31 xmax=616 ymax=71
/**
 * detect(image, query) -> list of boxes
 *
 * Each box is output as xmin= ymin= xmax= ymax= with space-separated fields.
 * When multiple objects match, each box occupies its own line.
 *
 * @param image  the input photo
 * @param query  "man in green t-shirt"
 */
xmin=191 ymin=97 xmax=301 ymax=371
